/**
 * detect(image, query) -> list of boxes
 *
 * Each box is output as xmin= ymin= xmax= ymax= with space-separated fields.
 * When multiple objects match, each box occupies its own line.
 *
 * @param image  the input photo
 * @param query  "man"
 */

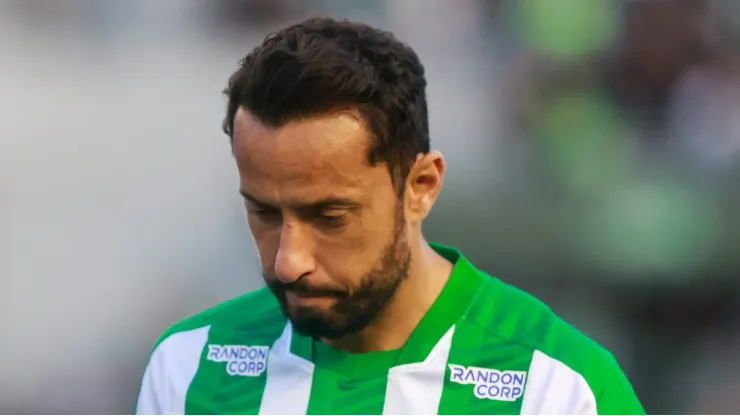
xmin=135 ymin=17 xmax=644 ymax=415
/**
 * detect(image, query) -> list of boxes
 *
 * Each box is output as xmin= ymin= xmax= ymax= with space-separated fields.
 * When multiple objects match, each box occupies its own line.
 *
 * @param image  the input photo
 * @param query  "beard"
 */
xmin=264 ymin=211 xmax=411 ymax=340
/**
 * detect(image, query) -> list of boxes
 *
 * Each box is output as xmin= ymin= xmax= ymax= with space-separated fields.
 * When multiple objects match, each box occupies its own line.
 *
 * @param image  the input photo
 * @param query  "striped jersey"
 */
xmin=135 ymin=244 xmax=644 ymax=415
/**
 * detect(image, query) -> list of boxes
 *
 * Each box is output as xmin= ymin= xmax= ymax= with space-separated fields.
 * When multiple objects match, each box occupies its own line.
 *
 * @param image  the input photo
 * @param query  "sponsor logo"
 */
xmin=207 ymin=344 xmax=269 ymax=376
xmin=448 ymin=364 xmax=527 ymax=401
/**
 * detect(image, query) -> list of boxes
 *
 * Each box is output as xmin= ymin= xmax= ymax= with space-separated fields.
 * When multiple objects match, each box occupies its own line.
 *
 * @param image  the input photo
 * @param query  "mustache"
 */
xmin=265 ymin=275 xmax=347 ymax=297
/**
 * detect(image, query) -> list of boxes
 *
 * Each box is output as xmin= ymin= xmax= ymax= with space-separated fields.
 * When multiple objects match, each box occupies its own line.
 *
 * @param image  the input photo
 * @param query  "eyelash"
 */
xmin=251 ymin=209 xmax=281 ymax=220
xmin=250 ymin=208 xmax=348 ymax=229
xmin=317 ymin=213 xmax=347 ymax=229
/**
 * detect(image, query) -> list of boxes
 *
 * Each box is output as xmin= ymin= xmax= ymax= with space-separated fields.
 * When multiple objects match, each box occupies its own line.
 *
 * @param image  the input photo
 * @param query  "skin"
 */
xmin=232 ymin=107 xmax=452 ymax=353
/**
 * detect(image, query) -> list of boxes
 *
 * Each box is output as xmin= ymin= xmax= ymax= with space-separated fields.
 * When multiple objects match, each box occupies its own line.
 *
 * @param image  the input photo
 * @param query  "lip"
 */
xmin=285 ymin=290 xmax=336 ymax=305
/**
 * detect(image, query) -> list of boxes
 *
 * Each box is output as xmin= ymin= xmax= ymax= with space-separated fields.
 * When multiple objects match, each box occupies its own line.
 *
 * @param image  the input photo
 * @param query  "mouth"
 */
xmin=285 ymin=290 xmax=338 ymax=306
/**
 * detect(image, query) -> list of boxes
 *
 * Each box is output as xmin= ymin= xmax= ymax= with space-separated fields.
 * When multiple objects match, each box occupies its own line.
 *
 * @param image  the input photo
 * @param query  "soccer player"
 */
xmin=135 ymin=17 xmax=644 ymax=415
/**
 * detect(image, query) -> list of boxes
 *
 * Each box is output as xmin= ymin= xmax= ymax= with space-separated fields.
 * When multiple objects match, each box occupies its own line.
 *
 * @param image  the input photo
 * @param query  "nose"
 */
xmin=273 ymin=221 xmax=315 ymax=283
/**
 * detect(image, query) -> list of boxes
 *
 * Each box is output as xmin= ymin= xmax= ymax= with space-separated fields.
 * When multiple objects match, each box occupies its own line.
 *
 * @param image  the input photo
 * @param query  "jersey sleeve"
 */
xmin=592 ymin=357 xmax=645 ymax=415
xmin=134 ymin=325 xmax=212 ymax=415
xmin=135 ymin=342 xmax=169 ymax=415
xmin=520 ymin=349 xmax=644 ymax=415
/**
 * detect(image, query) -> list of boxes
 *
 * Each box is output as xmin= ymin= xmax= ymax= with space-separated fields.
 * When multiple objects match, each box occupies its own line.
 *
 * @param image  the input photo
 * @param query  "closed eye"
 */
xmin=316 ymin=212 xmax=348 ymax=229
xmin=247 ymin=204 xmax=281 ymax=220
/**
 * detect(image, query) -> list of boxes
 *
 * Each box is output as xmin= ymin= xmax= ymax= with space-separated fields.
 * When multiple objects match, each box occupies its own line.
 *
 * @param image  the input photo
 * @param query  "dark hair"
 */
xmin=222 ymin=17 xmax=430 ymax=188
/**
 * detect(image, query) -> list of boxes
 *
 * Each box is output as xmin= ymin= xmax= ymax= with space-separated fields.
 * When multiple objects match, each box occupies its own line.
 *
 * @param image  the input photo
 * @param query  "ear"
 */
xmin=404 ymin=151 xmax=445 ymax=222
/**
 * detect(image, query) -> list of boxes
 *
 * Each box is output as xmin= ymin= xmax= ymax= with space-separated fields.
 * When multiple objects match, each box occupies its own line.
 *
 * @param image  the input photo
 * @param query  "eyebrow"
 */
xmin=239 ymin=190 xmax=360 ymax=209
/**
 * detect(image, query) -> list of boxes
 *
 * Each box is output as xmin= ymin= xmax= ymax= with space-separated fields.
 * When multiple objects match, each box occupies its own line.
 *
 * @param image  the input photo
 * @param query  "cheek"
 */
xmin=315 ymin=210 xmax=395 ymax=273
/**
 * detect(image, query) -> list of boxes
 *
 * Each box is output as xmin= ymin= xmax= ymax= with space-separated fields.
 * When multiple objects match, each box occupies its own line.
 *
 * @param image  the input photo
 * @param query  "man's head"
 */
xmin=223 ymin=17 xmax=445 ymax=340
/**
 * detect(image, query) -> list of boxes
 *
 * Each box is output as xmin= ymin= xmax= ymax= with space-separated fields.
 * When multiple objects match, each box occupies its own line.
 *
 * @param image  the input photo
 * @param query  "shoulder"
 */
xmin=135 ymin=287 xmax=286 ymax=415
xmin=468 ymin=277 xmax=613 ymax=375
xmin=152 ymin=286 xmax=285 ymax=350
xmin=463 ymin=273 xmax=644 ymax=414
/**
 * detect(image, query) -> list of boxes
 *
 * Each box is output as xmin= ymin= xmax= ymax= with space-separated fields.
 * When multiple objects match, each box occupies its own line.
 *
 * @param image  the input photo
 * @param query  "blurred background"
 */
xmin=1 ymin=0 xmax=740 ymax=413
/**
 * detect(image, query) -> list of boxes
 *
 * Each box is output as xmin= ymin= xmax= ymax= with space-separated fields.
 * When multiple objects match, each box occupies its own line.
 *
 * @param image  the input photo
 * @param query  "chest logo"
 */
xmin=207 ymin=344 xmax=269 ymax=376
xmin=448 ymin=364 xmax=527 ymax=401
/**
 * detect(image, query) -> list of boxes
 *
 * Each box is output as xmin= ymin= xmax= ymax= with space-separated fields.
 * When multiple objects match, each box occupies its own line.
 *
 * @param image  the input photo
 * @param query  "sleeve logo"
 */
xmin=448 ymin=364 xmax=527 ymax=401
xmin=207 ymin=344 xmax=269 ymax=376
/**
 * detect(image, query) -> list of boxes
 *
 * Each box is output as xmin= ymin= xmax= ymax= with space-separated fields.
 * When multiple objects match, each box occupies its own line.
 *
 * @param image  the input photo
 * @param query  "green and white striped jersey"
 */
xmin=136 ymin=244 xmax=644 ymax=415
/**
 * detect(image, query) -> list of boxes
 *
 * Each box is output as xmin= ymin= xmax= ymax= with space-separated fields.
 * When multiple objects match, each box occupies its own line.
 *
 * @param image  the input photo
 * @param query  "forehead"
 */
xmin=232 ymin=108 xmax=389 ymax=204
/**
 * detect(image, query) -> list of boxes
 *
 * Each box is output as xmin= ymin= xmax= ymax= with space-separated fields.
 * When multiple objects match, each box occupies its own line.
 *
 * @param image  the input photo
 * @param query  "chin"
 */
xmin=289 ymin=315 xmax=345 ymax=338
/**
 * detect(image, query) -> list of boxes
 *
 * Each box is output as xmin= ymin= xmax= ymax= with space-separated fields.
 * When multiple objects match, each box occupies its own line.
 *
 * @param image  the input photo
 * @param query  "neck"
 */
xmin=321 ymin=238 xmax=453 ymax=353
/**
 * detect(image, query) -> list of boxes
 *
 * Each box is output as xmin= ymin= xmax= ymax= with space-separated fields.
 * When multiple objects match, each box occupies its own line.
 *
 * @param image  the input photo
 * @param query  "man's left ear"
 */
xmin=404 ymin=151 xmax=445 ymax=222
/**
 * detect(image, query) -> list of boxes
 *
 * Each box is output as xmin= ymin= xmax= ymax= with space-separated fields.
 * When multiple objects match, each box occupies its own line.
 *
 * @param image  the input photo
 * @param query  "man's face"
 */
xmin=232 ymin=109 xmax=411 ymax=339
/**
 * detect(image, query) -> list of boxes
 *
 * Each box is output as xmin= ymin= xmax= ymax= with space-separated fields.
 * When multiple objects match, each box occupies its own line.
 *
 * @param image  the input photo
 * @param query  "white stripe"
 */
xmin=382 ymin=326 xmax=456 ymax=415
xmin=520 ymin=350 xmax=597 ymax=415
xmin=258 ymin=323 xmax=314 ymax=415
xmin=136 ymin=325 xmax=211 ymax=415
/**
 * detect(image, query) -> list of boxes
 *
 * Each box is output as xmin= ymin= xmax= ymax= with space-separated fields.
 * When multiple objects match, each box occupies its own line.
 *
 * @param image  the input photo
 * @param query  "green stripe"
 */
xmin=305 ymin=367 xmax=389 ymax=415
xmin=185 ymin=316 xmax=286 ymax=414
xmin=437 ymin=320 xmax=533 ymax=415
